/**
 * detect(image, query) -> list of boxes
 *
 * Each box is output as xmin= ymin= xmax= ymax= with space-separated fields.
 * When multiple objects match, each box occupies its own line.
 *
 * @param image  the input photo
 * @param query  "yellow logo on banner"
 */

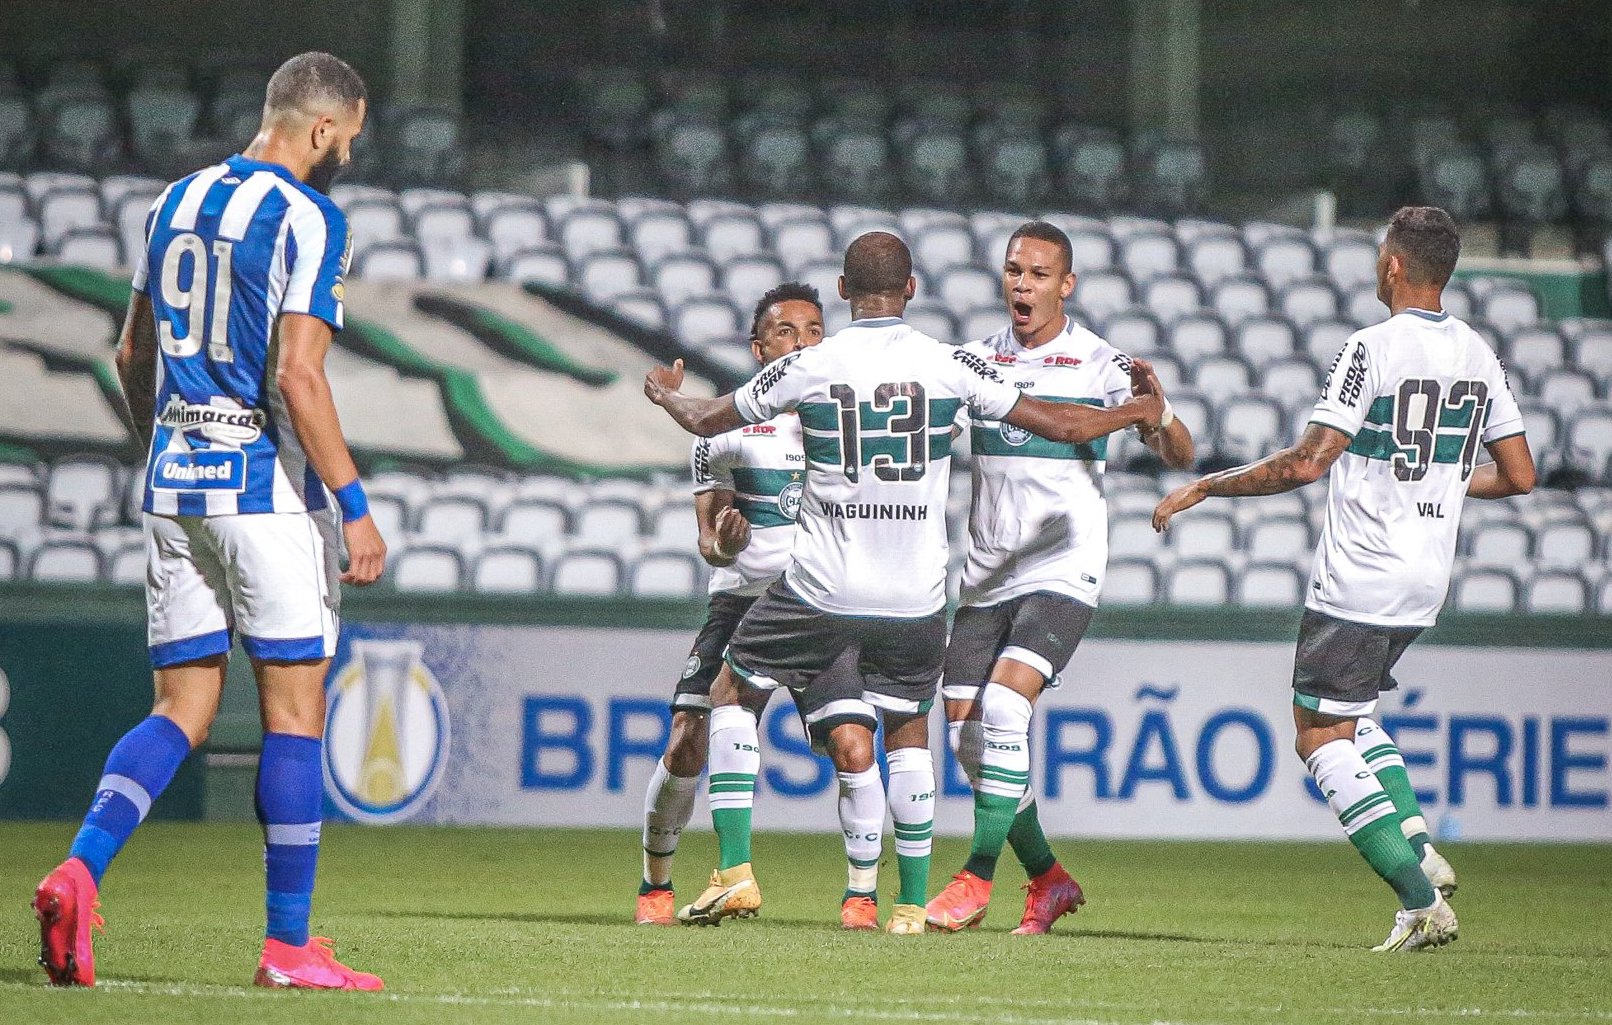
xmin=322 ymin=640 xmax=450 ymax=824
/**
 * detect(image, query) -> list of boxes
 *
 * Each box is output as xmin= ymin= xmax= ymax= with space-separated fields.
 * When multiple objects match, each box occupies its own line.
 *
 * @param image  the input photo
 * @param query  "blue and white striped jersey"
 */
xmin=132 ymin=154 xmax=350 ymax=517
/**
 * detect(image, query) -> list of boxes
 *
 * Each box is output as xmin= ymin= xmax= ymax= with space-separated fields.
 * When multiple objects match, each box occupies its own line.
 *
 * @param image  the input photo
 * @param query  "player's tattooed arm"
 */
xmin=645 ymin=359 xmax=747 ymax=437
xmin=115 ymin=292 xmax=159 ymax=449
xmin=1152 ymin=423 xmax=1350 ymax=531
xmin=1466 ymin=434 xmax=1536 ymax=499
xmin=1129 ymin=358 xmax=1195 ymax=470
xmin=695 ymin=490 xmax=750 ymax=567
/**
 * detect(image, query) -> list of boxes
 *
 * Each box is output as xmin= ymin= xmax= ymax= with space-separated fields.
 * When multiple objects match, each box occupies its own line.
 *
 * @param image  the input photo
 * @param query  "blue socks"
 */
xmin=257 ymin=732 xmax=324 ymax=947
xmin=69 ymin=715 xmax=193 ymax=884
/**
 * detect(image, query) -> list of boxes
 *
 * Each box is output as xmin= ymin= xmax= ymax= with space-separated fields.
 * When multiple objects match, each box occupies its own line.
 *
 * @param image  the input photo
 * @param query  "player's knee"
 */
xmin=665 ymin=712 xmax=709 ymax=775
xmin=981 ymin=682 xmax=1033 ymax=735
xmin=827 ymin=724 xmax=875 ymax=774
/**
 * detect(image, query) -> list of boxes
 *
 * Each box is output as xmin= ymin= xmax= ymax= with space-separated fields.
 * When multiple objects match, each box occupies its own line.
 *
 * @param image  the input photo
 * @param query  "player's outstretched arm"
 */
xmin=1130 ymin=358 xmax=1195 ymax=470
xmin=1153 ymin=423 xmax=1350 ymax=532
xmin=1466 ymin=434 xmax=1536 ymax=499
xmin=644 ymin=359 xmax=746 ymax=437
xmin=115 ymin=292 xmax=159 ymax=450
xmin=275 ymin=312 xmax=386 ymax=586
xmin=695 ymin=491 xmax=750 ymax=567
xmin=1003 ymin=385 xmax=1164 ymax=445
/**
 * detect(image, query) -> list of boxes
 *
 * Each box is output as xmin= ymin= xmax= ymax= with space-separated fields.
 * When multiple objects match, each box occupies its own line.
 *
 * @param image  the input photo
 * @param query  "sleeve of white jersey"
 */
xmin=949 ymin=346 xmax=1021 ymax=419
xmin=129 ymin=188 xmax=170 ymax=295
xmin=1102 ymin=349 xmax=1134 ymax=407
xmin=733 ymin=349 xmax=811 ymax=423
xmin=691 ymin=433 xmax=735 ymax=494
xmin=279 ymin=192 xmax=350 ymax=332
xmin=1482 ymin=353 xmax=1526 ymax=443
xmin=1308 ymin=332 xmax=1376 ymax=438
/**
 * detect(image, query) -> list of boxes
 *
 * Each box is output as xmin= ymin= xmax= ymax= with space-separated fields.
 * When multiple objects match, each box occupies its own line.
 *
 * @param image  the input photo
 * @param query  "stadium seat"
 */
xmin=1467 ymin=521 xmax=1534 ymax=567
xmin=1524 ymin=571 xmax=1589 ymax=614
xmin=1277 ymin=279 xmax=1341 ymax=328
xmin=937 ymin=265 xmax=1000 ymax=317
xmin=1215 ymin=396 xmax=1285 ymax=464
xmin=1478 ymin=283 xmax=1542 ymax=333
xmin=1565 ymin=411 xmax=1612 ymax=483
xmin=393 ymin=545 xmax=466 ymax=592
xmin=1236 ymin=562 xmax=1305 ymax=607
xmin=1419 ymin=148 xmax=1493 ymax=222
xmin=28 ymin=538 xmax=104 ymax=582
xmin=1184 ymin=234 xmax=1247 ymax=288
xmin=498 ymin=498 xmax=572 ymax=545
xmin=1534 ymin=521 xmax=1598 ymax=569
xmin=1322 ymin=233 xmax=1379 ymax=290
xmin=551 ymin=549 xmax=625 ymax=596
xmin=1233 ymin=315 xmax=1298 ymax=370
xmin=345 ymin=198 xmax=405 ymax=253
xmin=108 ymin=543 xmax=144 ymax=586
xmin=41 ymin=96 xmax=119 ymax=173
xmin=980 ymin=131 xmax=1049 ymax=208
xmin=1253 ymin=236 xmax=1318 ymax=290
xmin=0 ymin=483 xmax=43 ymax=539
xmin=472 ymin=545 xmax=544 ymax=594
xmin=574 ymin=498 xmax=645 ymax=548
xmin=52 ymin=226 xmax=122 ymax=268
xmin=502 ymin=245 xmax=570 ymax=286
xmin=1302 ymin=319 xmax=1354 ymax=366
xmin=959 ymin=305 xmax=1003 ymax=343
xmin=651 ymin=252 xmax=720 ymax=306
xmin=1141 ymin=275 xmax=1203 ymax=325
xmin=1103 ymin=308 xmax=1165 ymax=356
xmin=672 ymin=294 xmax=743 ymax=349
xmin=901 ymin=129 xmax=972 ymax=207
xmin=1452 ymin=568 xmax=1520 ymax=612
xmin=1244 ymin=515 xmax=1314 ymax=564
xmin=484 ymin=203 xmax=550 ymax=264
xmin=576 ymin=249 xmax=643 ymax=303
xmin=1118 ymin=231 xmax=1181 ymax=285
xmin=1167 ymin=388 xmax=1214 ymax=442
xmin=412 ymin=202 xmax=475 ymax=244
xmin=701 ymin=212 xmax=765 ymax=264
xmin=628 ymin=210 xmax=694 ymax=266
xmin=904 ymin=300 xmax=957 ymax=345
xmin=1495 ymin=149 xmax=1568 ymax=256
xmin=1166 ymin=559 xmax=1232 ymax=605
xmin=819 ymin=125 xmax=892 ymax=203
xmin=45 ymin=456 xmax=121 ymax=531
xmin=648 ymin=501 xmax=698 ymax=548
xmin=420 ymin=235 xmax=491 ymax=283
xmin=612 ymin=289 xmax=668 ymax=331
xmin=414 ymin=496 xmax=490 ymax=545
xmin=1262 ymin=358 xmax=1323 ymax=414
xmin=1503 ymin=325 xmax=1567 ymax=384
xmin=354 ymin=240 xmax=424 ymax=282
xmin=1191 ymin=354 xmax=1254 ymax=404
xmin=1102 ymin=558 xmax=1159 ymax=605
xmin=740 ymin=123 xmax=813 ymax=200
xmin=1343 ymin=284 xmax=1387 ymax=326
xmin=367 ymin=494 xmax=409 ymax=543
xmin=1109 ymin=513 xmax=1166 ymax=560
xmin=37 ymin=187 xmax=102 ymax=248
xmin=1209 ymin=275 xmax=1271 ymax=327
xmin=1537 ymin=368 xmax=1600 ymax=418
xmin=1170 ymin=511 xmax=1237 ymax=560
xmin=912 ymin=223 xmax=976 ymax=279
xmin=631 ymin=549 xmax=705 ymax=598
xmin=1166 ymin=313 xmax=1228 ymax=365
xmin=771 ymin=217 xmax=834 ymax=273
xmin=1571 ymin=327 xmax=1612 ymax=386
xmin=1073 ymin=269 xmax=1135 ymax=324
xmin=388 ymin=107 xmax=464 ymax=186
xmin=582 ymin=72 xmax=652 ymax=150
xmin=1599 ymin=577 xmax=1612 ymax=616
xmin=1056 ymin=133 xmax=1128 ymax=213
xmin=559 ymin=207 xmax=626 ymax=263
xmin=722 ymin=254 xmax=784 ymax=303
xmin=126 ymin=85 xmax=200 ymax=171
xmin=1132 ymin=139 xmax=1207 ymax=216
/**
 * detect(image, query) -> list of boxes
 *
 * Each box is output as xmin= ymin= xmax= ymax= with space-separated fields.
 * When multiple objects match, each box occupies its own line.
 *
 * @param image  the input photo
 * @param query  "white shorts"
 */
xmin=144 ymin=511 xmax=342 ymax=668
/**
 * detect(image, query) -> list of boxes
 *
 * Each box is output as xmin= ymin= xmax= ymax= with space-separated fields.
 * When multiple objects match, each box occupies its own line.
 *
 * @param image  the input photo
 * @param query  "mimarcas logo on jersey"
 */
xmin=158 ymin=395 xmax=265 ymax=445
xmin=323 ymin=640 xmax=450 ymax=824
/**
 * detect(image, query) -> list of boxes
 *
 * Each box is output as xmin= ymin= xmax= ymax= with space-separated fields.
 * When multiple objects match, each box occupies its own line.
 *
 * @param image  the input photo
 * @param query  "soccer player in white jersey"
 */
xmin=927 ymin=221 xmax=1195 ymax=934
xmin=32 ymin=53 xmax=387 ymax=990
xmin=1153 ymin=207 xmax=1535 ymax=951
xmin=644 ymin=232 xmax=1168 ymax=933
xmin=635 ymin=283 xmax=825 ymax=925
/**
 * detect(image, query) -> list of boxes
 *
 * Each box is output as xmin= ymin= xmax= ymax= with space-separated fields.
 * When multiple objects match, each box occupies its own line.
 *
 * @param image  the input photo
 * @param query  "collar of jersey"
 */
xmin=1005 ymin=315 xmax=1082 ymax=357
xmin=1402 ymin=307 xmax=1449 ymax=322
xmin=225 ymin=154 xmax=305 ymax=185
xmin=848 ymin=316 xmax=904 ymax=328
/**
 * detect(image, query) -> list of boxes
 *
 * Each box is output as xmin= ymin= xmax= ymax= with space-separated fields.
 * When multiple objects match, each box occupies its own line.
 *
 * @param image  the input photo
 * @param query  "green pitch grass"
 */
xmin=1 ymin=823 xmax=1609 ymax=1024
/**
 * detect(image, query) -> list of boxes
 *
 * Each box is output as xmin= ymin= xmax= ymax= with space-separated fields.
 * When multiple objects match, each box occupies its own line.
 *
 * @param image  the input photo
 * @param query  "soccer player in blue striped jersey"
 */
xmin=33 ymin=53 xmax=387 ymax=991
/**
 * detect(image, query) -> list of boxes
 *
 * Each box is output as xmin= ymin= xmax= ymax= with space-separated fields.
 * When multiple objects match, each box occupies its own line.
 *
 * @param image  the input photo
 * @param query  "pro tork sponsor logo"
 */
xmin=323 ymin=640 xmax=450 ymax=823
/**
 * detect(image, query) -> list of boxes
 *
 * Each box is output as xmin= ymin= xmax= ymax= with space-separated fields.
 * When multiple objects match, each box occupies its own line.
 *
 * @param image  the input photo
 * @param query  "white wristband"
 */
xmin=1156 ymin=398 xmax=1174 ymax=430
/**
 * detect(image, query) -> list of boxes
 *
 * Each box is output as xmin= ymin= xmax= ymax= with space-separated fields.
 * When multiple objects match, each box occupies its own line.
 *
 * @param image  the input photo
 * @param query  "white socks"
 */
xmin=642 ymin=757 xmax=700 ymax=887
xmin=839 ymin=766 xmax=884 ymax=893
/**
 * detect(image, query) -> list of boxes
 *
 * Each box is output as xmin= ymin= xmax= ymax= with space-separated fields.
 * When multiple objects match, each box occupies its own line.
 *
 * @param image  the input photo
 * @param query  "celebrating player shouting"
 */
xmin=644 ymin=231 xmax=1169 ymax=933
xmin=1153 ymin=207 xmax=1535 ymax=951
xmin=927 ymin=221 xmax=1194 ymax=934
xmin=33 ymin=54 xmax=385 ymax=989
xmin=635 ymin=284 xmax=825 ymax=925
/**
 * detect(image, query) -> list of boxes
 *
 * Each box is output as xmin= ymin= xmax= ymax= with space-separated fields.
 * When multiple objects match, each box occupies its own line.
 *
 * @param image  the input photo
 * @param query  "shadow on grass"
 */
xmin=371 ymin=908 xmax=852 ymax=931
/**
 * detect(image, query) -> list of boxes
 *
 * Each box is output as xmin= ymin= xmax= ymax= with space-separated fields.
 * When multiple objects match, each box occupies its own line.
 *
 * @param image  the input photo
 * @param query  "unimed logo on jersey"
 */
xmin=323 ymin=640 xmax=450 ymax=823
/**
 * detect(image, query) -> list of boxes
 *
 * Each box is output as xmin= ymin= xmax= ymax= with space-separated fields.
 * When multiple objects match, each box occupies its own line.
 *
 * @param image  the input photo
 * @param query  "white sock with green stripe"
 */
xmin=708 ymin=705 xmax=760 ymax=870
xmin=1307 ymin=738 xmax=1436 ymax=909
xmin=642 ymin=757 xmax=699 ymax=891
xmin=838 ymin=766 xmax=884 ymax=896
xmin=964 ymin=685 xmax=1032 ymax=882
xmin=885 ymin=747 xmax=934 ymax=907
xmin=1354 ymin=717 xmax=1434 ymax=858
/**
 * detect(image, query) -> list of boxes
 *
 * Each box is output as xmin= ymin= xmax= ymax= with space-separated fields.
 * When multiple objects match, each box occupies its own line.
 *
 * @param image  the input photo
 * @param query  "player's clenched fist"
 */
xmin=644 ymin=359 xmax=686 ymax=406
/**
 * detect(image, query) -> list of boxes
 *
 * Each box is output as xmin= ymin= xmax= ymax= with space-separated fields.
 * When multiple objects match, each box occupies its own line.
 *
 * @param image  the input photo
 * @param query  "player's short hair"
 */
xmin=1007 ymin=220 xmax=1074 ymax=275
xmin=264 ymin=52 xmax=367 ymax=119
xmin=1384 ymin=206 xmax=1460 ymax=287
xmin=750 ymin=281 xmax=823 ymax=339
xmin=842 ymin=231 xmax=913 ymax=298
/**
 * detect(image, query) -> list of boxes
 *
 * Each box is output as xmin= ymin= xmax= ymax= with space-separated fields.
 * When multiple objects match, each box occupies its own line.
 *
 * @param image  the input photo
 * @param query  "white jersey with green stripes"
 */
xmin=733 ymin=316 xmax=1023 ymax=617
xmin=690 ymin=415 xmax=806 ymax=597
xmin=958 ymin=319 xmax=1134 ymax=608
xmin=1307 ymin=308 xmax=1524 ymax=627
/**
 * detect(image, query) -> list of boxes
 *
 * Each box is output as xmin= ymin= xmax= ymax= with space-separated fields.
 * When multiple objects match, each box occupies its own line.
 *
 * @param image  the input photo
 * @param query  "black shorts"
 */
xmin=1291 ymin=608 xmax=1423 ymax=718
xmin=671 ymin=591 xmax=757 ymax=713
xmin=941 ymin=590 xmax=1096 ymax=701
xmin=725 ymin=579 xmax=946 ymax=745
